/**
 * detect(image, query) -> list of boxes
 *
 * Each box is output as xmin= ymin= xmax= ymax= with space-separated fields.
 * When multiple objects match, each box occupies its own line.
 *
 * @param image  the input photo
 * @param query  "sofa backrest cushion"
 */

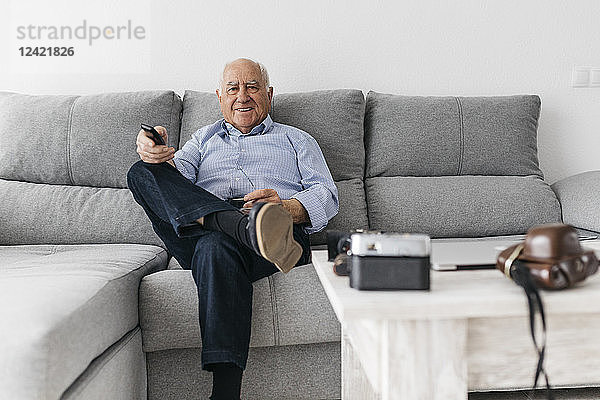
xmin=0 ymin=91 xmax=182 ymax=188
xmin=271 ymin=90 xmax=365 ymax=182
xmin=0 ymin=91 xmax=181 ymax=247
xmin=181 ymin=89 xmax=369 ymax=244
xmin=179 ymin=91 xmax=222 ymax=145
xmin=364 ymin=92 xmax=543 ymax=178
xmin=363 ymin=92 xmax=561 ymax=237
xmin=0 ymin=179 xmax=163 ymax=246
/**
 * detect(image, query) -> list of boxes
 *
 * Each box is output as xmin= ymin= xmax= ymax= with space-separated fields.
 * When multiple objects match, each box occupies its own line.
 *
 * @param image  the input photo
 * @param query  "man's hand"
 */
xmin=243 ymin=189 xmax=282 ymax=207
xmin=136 ymin=125 xmax=176 ymax=165
xmin=244 ymin=190 xmax=309 ymax=224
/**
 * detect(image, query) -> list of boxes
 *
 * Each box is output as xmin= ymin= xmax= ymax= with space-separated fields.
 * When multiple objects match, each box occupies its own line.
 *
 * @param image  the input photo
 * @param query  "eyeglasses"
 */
xmin=225 ymin=82 xmax=262 ymax=95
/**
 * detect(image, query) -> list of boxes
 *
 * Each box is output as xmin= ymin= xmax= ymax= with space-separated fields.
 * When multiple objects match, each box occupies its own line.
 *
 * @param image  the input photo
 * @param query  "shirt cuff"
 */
xmin=291 ymin=190 xmax=327 ymax=234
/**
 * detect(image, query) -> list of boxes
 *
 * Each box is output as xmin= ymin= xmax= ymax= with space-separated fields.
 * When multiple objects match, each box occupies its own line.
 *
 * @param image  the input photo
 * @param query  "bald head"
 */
xmin=220 ymin=58 xmax=270 ymax=90
xmin=216 ymin=58 xmax=274 ymax=134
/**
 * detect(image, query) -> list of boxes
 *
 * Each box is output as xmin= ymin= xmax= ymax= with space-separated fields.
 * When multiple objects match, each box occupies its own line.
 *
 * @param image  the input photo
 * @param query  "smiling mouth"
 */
xmin=235 ymin=107 xmax=253 ymax=112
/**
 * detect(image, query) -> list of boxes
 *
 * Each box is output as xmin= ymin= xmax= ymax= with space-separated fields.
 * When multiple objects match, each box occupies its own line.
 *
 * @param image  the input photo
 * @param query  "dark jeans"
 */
xmin=126 ymin=160 xmax=310 ymax=370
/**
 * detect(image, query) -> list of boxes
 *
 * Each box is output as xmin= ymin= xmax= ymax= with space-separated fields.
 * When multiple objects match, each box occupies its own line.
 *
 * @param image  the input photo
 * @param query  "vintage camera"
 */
xmin=327 ymin=229 xmax=374 ymax=261
xmin=326 ymin=230 xmax=431 ymax=290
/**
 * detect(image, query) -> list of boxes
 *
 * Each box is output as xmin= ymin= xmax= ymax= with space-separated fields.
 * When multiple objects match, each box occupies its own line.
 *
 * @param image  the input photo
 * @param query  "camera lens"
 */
xmin=337 ymin=236 xmax=351 ymax=255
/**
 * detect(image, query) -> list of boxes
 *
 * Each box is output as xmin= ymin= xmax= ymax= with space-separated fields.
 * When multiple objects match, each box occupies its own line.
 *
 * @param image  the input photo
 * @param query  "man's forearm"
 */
xmin=282 ymin=199 xmax=309 ymax=224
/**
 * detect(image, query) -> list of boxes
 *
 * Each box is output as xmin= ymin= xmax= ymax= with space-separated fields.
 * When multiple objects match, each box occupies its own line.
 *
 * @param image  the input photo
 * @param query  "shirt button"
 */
xmin=241 ymin=149 xmax=246 ymax=152
xmin=236 ymin=178 xmax=240 ymax=181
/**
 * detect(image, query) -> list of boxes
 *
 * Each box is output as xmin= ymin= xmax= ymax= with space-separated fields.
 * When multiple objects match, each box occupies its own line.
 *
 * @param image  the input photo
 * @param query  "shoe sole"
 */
xmin=254 ymin=203 xmax=302 ymax=273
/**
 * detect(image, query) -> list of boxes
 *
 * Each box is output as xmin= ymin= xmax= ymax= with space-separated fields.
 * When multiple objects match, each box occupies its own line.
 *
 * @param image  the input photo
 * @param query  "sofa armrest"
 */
xmin=551 ymin=171 xmax=600 ymax=233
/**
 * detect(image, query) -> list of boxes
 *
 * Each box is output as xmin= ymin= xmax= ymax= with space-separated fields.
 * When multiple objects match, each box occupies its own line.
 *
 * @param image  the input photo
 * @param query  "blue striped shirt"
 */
xmin=173 ymin=115 xmax=339 ymax=234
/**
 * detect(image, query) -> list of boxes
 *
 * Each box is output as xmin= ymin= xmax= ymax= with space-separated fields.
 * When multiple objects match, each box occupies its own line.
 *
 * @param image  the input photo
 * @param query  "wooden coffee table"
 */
xmin=312 ymin=238 xmax=600 ymax=400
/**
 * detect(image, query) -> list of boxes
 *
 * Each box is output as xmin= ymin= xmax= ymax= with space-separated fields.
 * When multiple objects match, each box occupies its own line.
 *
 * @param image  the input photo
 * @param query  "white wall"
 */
xmin=2 ymin=0 xmax=599 ymax=183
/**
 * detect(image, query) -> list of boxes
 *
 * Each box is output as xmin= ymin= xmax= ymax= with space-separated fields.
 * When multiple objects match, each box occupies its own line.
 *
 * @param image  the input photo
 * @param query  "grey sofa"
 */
xmin=1 ymin=89 xmax=598 ymax=400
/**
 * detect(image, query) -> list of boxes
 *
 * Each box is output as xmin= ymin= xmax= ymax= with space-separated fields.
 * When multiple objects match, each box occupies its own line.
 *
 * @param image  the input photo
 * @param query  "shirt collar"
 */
xmin=220 ymin=114 xmax=273 ymax=138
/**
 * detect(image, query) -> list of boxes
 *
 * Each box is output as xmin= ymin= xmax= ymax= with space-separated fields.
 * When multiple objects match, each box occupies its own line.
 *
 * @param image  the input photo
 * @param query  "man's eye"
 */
xmin=227 ymin=87 xmax=238 ymax=94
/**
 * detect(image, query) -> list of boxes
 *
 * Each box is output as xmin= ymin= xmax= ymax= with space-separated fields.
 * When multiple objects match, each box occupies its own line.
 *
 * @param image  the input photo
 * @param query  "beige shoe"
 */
xmin=247 ymin=202 xmax=302 ymax=273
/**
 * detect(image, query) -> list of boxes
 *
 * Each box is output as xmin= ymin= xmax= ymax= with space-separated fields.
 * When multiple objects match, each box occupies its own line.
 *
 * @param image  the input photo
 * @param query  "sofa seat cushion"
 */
xmin=0 ymin=244 xmax=167 ymax=399
xmin=366 ymin=175 xmax=562 ymax=237
xmin=139 ymin=262 xmax=340 ymax=353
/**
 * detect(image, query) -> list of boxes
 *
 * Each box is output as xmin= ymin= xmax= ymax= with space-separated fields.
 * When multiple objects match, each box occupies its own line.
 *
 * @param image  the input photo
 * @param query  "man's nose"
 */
xmin=236 ymin=86 xmax=250 ymax=102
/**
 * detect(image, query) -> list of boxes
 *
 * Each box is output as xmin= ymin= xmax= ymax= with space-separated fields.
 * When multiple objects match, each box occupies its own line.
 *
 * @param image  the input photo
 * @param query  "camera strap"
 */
xmin=511 ymin=260 xmax=555 ymax=400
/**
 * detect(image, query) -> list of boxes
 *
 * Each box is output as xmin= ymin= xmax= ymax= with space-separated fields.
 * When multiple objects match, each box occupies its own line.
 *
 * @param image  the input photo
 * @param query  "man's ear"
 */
xmin=267 ymin=87 xmax=274 ymax=112
xmin=215 ymin=89 xmax=221 ymax=104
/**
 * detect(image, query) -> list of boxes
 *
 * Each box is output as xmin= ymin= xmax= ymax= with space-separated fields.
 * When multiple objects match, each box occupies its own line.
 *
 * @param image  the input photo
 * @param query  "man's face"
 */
xmin=217 ymin=61 xmax=273 ymax=134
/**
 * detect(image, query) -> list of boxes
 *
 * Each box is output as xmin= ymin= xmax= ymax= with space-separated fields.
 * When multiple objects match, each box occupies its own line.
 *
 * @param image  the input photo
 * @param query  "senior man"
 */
xmin=126 ymin=58 xmax=338 ymax=400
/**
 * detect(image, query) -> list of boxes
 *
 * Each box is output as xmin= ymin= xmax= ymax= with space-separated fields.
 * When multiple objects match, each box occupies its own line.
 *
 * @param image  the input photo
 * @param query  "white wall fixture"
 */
xmin=572 ymin=67 xmax=591 ymax=87
xmin=590 ymin=69 xmax=600 ymax=88
xmin=571 ymin=67 xmax=600 ymax=88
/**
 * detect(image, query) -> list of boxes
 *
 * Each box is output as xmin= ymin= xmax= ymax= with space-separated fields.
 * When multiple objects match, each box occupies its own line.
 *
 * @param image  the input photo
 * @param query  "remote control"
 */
xmin=141 ymin=123 xmax=166 ymax=146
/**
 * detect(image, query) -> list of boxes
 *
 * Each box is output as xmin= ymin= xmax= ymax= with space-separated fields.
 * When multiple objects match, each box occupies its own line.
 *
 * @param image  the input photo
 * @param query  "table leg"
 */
xmin=342 ymin=319 xmax=467 ymax=400
xmin=342 ymin=328 xmax=380 ymax=399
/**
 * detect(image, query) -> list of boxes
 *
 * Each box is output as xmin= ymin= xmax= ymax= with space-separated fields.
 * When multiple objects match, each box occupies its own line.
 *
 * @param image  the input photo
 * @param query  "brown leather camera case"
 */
xmin=496 ymin=224 xmax=599 ymax=289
